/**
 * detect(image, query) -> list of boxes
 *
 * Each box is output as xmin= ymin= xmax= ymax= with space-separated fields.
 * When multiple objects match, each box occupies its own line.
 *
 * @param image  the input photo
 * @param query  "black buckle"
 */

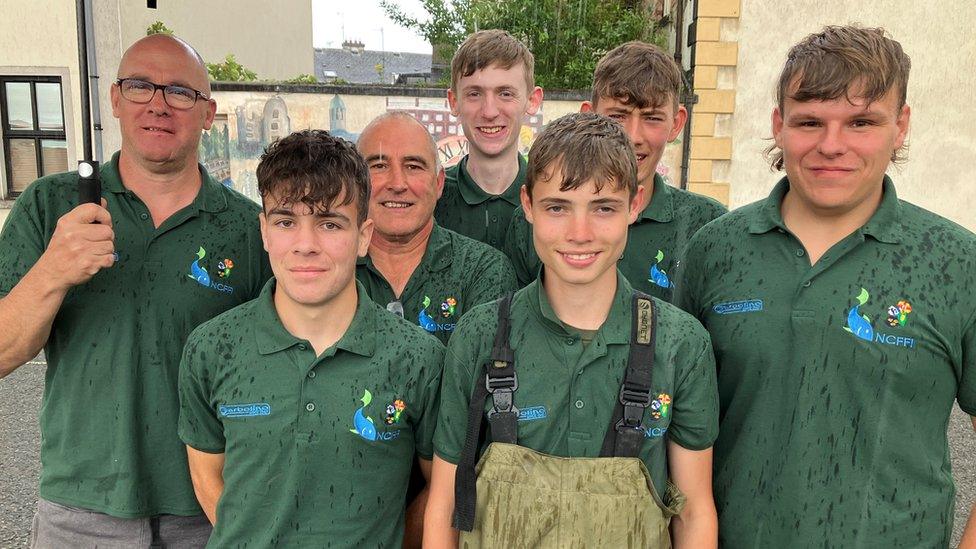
xmin=616 ymin=384 xmax=650 ymax=432
xmin=486 ymin=369 xmax=519 ymax=419
xmin=619 ymin=384 xmax=652 ymax=406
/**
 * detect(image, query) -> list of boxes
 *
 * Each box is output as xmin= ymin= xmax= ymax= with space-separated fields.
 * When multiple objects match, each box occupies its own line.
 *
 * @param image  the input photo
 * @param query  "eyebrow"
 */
xmin=365 ymin=153 xmax=430 ymax=168
xmin=119 ymin=74 xmax=197 ymax=89
xmin=267 ymin=208 xmax=351 ymax=223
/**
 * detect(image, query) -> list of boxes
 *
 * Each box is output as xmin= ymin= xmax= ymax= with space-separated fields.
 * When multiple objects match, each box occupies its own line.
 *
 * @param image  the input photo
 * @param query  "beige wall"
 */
xmin=117 ymin=0 xmax=313 ymax=81
xmin=0 ymin=0 xmax=81 ymax=197
xmin=730 ymin=0 xmax=976 ymax=231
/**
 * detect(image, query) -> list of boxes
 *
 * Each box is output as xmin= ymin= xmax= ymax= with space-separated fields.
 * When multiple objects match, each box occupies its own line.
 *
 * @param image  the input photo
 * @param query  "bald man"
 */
xmin=0 ymin=34 xmax=271 ymax=547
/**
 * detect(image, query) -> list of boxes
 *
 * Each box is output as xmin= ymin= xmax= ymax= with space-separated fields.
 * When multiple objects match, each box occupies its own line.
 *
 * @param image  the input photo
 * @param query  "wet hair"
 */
xmin=591 ymin=41 xmax=682 ymax=111
xmin=525 ymin=112 xmax=637 ymax=201
xmin=256 ymin=129 xmax=370 ymax=224
xmin=767 ymin=25 xmax=911 ymax=170
xmin=358 ymin=112 xmax=441 ymax=173
xmin=451 ymin=29 xmax=535 ymax=92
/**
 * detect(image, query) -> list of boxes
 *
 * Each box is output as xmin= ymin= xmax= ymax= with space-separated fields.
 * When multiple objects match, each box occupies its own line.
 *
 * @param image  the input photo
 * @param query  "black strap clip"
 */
xmin=486 ymin=370 xmax=519 ymax=419
xmin=615 ymin=383 xmax=651 ymax=433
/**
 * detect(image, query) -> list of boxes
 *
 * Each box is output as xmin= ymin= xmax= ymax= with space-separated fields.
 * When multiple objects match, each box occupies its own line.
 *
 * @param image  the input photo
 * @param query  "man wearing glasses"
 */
xmin=0 ymin=34 xmax=270 ymax=547
xmin=355 ymin=113 xmax=517 ymax=347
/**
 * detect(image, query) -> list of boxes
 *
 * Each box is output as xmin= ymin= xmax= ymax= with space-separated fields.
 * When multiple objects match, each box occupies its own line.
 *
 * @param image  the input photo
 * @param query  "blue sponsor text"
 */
xmin=518 ymin=406 xmax=548 ymax=422
xmin=219 ymin=403 xmax=271 ymax=417
xmin=713 ymin=299 xmax=764 ymax=315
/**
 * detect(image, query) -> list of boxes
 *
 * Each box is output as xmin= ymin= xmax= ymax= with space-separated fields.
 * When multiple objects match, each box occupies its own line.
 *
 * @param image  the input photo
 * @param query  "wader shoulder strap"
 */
xmin=453 ymin=293 xmax=517 ymax=531
xmin=600 ymin=291 xmax=656 ymax=458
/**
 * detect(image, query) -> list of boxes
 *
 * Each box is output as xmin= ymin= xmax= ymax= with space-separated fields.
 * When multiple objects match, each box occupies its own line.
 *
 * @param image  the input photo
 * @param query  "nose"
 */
xmin=621 ymin=115 xmax=643 ymax=146
xmin=482 ymin=93 xmax=500 ymax=119
xmin=386 ymin=163 xmax=408 ymax=192
xmin=292 ymin=222 xmax=320 ymax=255
xmin=146 ymin=87 xmax=171 ymax=116
xmin=816 ymin=122 xmax=847 ymax=157
xmin=566 ymin=211 xmax=595 ymax=243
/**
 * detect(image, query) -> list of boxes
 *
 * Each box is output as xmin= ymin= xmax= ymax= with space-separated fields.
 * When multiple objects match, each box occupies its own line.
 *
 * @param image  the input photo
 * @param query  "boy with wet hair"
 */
xmin=676 ymin=25 xmax=976 ymax=547
xmin=505 ymin=40 xmax=726 ymax=299
xmin=434 ymin=29 xmax=544 ymax=255
xmin=426 ymin=113 xmax=719 ymax=548
xmin=178 ymin=130 xmax=444 ymax=547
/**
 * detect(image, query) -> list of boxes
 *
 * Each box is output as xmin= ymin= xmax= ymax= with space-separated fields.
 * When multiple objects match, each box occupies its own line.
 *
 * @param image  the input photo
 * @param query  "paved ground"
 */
xmin=2 ymin=360 xmax=974 ymax=547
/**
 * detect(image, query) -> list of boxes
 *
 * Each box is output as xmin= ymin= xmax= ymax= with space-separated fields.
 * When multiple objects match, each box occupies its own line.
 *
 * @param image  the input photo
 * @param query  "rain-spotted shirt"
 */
xmin=676 ymin=177 xmax=976 ymax=548
xmin=434 ymin=271 xmax=719 ymax=498
xmin=0 ymin=152 xmax=271 ymax=517
xmin=178 ymin=280 xmax=444 ymax=547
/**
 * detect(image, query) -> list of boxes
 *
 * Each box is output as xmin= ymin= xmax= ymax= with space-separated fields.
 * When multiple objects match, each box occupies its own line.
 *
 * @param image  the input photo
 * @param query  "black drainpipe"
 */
xmin=674 ymin=0 xmax=700 ymax=190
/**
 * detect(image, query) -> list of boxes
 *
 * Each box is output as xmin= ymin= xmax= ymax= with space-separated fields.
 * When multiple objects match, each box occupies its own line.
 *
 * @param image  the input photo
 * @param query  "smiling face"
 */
xmin=772 ymin=84 xmax=910 ymax=218
xmin=522 ymin=162 xmax=643 ymax=293
xmin=357 ymin=116 xmax=444 ymax=244
xmin=260 ymin=192 xmax=373 ymax=312
xmin=111 ymin=35 xmax=216 ymax=171
xmin=585 ymin=96 xmax=686 ymax=189
xmin=448 ymin=63 xmax=543 ymax=160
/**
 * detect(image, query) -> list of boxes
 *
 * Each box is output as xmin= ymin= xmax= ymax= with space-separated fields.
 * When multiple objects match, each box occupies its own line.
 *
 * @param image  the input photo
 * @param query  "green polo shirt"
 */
xmin=434 ymin=272 xmax=719 ymax=497
xmin=178 ymin=279 xmax=444 ymax=548
xmin=504 ymin=174 xmax=727 ymax=300
xmin=0 ymin=152 xmax=271 ymax=518
xmin=434 ymin=154 xmax=525 ymax=253
xmin=357 ymin=223 xmax=517 ymax=344
xmin=675 ymin=177 xmax=976 ymax=548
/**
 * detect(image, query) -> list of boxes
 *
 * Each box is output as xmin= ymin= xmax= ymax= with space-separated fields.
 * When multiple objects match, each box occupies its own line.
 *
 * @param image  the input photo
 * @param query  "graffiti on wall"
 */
xmin=200 ymin=91 xmax=682 ymax=203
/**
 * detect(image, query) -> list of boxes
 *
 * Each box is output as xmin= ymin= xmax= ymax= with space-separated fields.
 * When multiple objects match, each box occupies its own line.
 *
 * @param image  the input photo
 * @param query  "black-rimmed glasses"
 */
xmin=115 ymin=78 xmax=210 ymax=110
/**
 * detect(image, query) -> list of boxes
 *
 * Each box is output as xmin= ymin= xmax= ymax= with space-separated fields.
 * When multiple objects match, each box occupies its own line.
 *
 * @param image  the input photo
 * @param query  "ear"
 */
xmin=435 ymin=166 xmax=446 ymax=200
xmin=579 ymin=101 xmax=593 ymax=113
xmin=357 ymin=218 xmax=375 ymax=257
xmin=894 ymin=104 xmax=911 ymax=150
xmin=519 ymin=184 xmax=534 ymax=225
xmin=447 ymin=88 xmax=459 ymax=116
xmin=259 ymin=211 xmax=270 ymax=253
xmin=771 ymin=107 xmax=784 ymax=149
xmin=203 ymin=99 xmax=217 ymax=130
xmin=525 ymin=86 xmax=544 ymax=116
xmin=110 ymin=82 xmax=122 ymax=119
xmin=628 ymin=185 xmax=645 ymax=225
xmin=668 ymin=105 xmax=688 ymax=141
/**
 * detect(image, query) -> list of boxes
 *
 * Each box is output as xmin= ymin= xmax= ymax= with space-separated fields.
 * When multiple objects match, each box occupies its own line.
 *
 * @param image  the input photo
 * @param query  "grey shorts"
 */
xmin=31 ymin=498 xmax=212 ymax=548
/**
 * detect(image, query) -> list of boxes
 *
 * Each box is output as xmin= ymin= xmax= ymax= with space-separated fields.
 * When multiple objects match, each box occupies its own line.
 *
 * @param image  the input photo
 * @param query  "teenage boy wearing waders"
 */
xmin=425 ymin=112 xmax=720 ymax=548
xmin=504 ymin=41 xmax=727 ymax=299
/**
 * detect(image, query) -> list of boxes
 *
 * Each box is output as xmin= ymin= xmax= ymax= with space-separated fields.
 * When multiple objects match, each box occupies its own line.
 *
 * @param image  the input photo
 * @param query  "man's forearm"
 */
xmin=0 ymin=265 xmax=69 ymax=377
xmin=403 ymin=488 xmax=429 ymax=549
xmin=670 ymin=500 xmax=718 ymax=549
xmin=193 ymin=475 xmax=224 ymax=525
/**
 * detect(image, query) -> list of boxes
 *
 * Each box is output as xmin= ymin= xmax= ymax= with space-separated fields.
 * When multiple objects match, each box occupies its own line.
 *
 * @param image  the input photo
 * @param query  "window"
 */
xmin=1 ymin=76 xmax=67 ymax=196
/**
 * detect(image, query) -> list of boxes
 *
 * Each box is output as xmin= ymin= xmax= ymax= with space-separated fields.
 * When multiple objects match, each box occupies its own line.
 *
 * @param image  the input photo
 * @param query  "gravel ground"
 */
xmin=1 ymin=359 xmax=974 ymax=547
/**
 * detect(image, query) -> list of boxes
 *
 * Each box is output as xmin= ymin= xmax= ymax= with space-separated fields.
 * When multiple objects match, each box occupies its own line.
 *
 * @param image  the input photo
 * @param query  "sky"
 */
xmin=312 ymin=0 xmax=433 ymax=54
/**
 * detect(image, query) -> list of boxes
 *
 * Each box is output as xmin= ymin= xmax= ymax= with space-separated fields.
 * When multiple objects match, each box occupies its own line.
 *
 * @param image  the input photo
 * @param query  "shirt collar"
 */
xmin=515 ymin=270 xmax=633 ymax=345
xmin=101 ymin=151 xmax=228 ymax=213
xmin=637 ymin=173 xmax=674 ymax=223
xmin=359 ymin=222 xmax=454 ymax=274
xmin=255 ymin=278 xmax=377 ymax=357
xmin=456 ymin=154 xmax=525 ymax=206
xmin=748 ymin=176 xmax=902 ymax=244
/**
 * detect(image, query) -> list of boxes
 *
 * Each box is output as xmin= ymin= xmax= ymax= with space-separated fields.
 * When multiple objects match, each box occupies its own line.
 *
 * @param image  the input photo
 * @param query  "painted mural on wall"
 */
xmin=200 ymin=90 xmax=683 ymax=204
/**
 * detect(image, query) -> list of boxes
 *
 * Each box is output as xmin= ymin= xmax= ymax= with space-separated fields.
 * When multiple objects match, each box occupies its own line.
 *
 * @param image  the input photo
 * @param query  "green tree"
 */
xmin=206 ymin=54 xmax=258 ymax=82
xmin=381 ymin=0 xmax=667 ymax=89
xmin=146 ymin=21 xmax=174 ymax=35
xmin=284 ymin=74 xmax=319 ymax=84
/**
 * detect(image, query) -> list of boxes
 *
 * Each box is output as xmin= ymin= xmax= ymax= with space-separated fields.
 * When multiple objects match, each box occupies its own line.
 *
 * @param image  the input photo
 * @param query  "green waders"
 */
xmin=454 ymin=293 xmax=686 ymax=548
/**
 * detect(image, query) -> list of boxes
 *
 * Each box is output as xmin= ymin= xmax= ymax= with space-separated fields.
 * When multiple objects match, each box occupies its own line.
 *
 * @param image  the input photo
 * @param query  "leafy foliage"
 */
xmin=146 ymin=21 xmax=174 ymax=36
xmin=381 ymin=0 xmax=667 ymax=89
xmin=285 ymin=74 xmax=319 ymax=84
xmin=206 ymin=55 xmax=258 ymax=82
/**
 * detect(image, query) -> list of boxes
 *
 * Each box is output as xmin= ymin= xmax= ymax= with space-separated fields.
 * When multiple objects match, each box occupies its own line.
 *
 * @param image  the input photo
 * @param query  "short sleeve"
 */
xmin=411 ymin=341 xmax=446 ymax=459
xmin=958 ymin=311 xmax=976 ymax=415
xmin=0 ymin=188 xmax=48 ymax=296
xmin=433 ymin=339 xmax=480 ymax=464
xmin=502 ymin=209 xmax=541 ymax=287
xmin=178 ymin=332 xmax=226 ymax=453
xmin=667 ymin=333 xmax=719 ymax=451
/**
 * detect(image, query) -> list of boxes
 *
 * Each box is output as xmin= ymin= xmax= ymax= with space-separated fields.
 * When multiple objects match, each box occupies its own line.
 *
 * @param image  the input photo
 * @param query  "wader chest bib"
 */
xmin=453 ymin=293 xmax=685 ymax=548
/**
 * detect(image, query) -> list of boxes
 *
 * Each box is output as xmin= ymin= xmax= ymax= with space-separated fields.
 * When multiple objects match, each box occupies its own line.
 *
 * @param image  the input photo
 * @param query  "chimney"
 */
xmin=342 ymin=40 xmax=365 ymax=54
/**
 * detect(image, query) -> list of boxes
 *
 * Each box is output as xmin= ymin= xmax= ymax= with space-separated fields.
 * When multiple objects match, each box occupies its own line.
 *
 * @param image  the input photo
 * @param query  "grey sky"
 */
xmin=313 ymin=0 xmax=432 ymax=54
